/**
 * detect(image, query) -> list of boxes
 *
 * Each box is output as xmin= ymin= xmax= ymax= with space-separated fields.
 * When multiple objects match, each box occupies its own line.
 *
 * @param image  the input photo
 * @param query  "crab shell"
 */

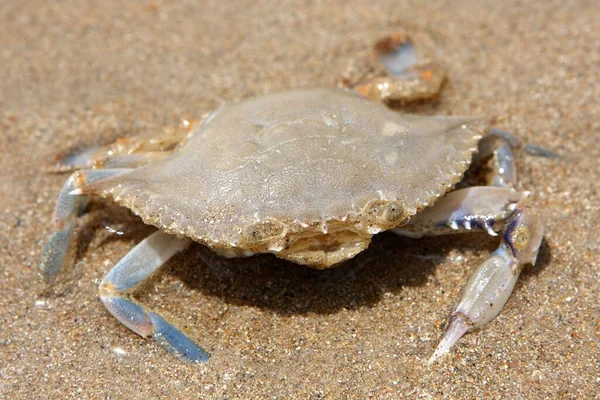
xmin=85 ymin=89 xmax=484 ymax=268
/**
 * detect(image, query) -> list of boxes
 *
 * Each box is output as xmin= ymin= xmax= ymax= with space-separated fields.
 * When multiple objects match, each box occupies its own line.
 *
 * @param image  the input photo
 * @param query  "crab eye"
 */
xmin=382 ymin=201 xmax=407 ymax=224
xmin=363 ymin=200 xmax=409 ymax=228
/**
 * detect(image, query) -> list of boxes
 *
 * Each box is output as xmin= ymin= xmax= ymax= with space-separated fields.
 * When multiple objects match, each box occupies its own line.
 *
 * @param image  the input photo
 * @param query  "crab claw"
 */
xmin=428 ymin=207 xmax=543 ymax=365
xmin=428 ymin=314 xmax=471 ymax=366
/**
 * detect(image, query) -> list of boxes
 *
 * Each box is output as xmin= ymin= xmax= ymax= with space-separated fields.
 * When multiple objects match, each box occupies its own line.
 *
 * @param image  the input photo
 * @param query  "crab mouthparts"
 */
xmin=278 ymin=228 xmax=372 ymax=269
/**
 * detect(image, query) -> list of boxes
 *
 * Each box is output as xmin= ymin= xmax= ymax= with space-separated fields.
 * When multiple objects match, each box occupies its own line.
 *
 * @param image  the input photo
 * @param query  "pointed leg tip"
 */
xmin=100 ymin=296 xmax=210 ymax=363
xmin=427 ymin=341 xmax=451 ymax=367
xmin=40 ymin=270 xmax=57 ymax=285
xmin=148 ymin=312 xmax=210 ymax=363
xmin=154 ymin=331 xmax=210 ymax=363
xmin=427 ymin=314 xmax=471 ymax=366
xmin=38 ymin=221 xmax=76 ymax=283
xmin=426 ymin=351 xmax=443 ymax=367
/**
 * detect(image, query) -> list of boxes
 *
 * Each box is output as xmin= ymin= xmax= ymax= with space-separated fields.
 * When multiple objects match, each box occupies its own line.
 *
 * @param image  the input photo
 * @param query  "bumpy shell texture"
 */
xmin=88 ymin=89 xmax=483 ymax=267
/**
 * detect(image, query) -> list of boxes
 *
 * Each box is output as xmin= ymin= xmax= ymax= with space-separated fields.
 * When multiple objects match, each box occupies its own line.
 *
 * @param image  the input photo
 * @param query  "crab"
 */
xmin=39 ymin=34 xmax=543 ymax=365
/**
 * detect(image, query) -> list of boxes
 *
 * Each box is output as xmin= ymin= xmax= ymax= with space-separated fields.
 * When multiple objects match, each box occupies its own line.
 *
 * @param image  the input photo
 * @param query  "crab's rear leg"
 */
xmin=99 ymin=231 xmax=209 ymax=362
xmin=50 ymin=121 xmax=196 ymax=172
xmin=38 ymin=169 xmax=132 ymax=282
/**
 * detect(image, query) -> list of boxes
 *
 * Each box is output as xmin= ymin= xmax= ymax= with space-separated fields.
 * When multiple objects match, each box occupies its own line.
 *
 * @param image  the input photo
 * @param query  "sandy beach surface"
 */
xmin=1 ymin=0 xmax=599 ymax=398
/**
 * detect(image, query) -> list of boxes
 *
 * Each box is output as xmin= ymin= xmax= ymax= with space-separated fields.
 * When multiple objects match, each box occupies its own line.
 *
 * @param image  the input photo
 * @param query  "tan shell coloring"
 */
xmin=87 ymin=88 xmax=482 ymax=267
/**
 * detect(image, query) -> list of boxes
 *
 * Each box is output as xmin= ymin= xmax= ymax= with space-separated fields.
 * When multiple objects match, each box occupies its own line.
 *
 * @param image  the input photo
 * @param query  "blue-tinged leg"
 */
xmin=426 ymin=206 xmax=543 ymax=365
xmin=394 ymin=186 xmax=524 ymax=238
xmin=49 ymin=126 xmax=190 ymax=173
xmin=39 ymin=220 xmax=76 ymax=281
xmin=476 ymin=129 xmax=519 ymax=188
xmin=486 ymin=127 xmax=560 ymax=160
xmin=38 ymin=168 xmax=133 ymax=282
xmin=478 ymin=128 xmax=560 ymax=187
xmin=99 ymin=231 xmax=209 ymax=363
xmin=392 ymin=184 xmax=543 ymax=364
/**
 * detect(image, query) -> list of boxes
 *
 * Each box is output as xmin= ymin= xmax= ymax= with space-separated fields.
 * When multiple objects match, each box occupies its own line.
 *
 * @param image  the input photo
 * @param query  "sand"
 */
xmin=1 ymin=0 xmax=599 ymax=398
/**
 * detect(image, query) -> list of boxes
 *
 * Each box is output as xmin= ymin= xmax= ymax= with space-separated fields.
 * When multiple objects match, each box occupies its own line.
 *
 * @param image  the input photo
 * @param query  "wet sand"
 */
xmin=1 ymin=0 xmax=599 ymax=398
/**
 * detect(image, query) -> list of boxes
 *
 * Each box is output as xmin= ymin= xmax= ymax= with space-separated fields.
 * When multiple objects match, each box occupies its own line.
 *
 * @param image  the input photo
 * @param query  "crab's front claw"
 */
xmin=428 ymin=206 xmax=543 ymax=365
xmin=394 ymin=186 xmax=523 ymax=238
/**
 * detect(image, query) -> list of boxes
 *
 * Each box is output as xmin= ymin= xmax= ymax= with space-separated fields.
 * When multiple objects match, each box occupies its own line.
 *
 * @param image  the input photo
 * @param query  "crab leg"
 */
xmin=394 ymin=129 xmax=523 ymax=237
xmin=427 ymin=205 xmax=542 ymax=365
xmin=52 ymin=147 xmax=175 ymax=172
xmin=474 ymin=129 xmax=521 ymax=188
xmin=99 ymin=231 xmax=209 ymax=362
xmin=477 ymin=128 xmax=560 ymax=185
xmin=38 ymin=168 xmax=132 ymax=282
xmin=49 ymin=122 xmax=197 ymax=172
xmin=394 ymin=127 xmax=545 ymax=363
xmin=393 ymin=184 xmax=543 ymax=364
xmin=393 ymin=186 xmax=524 ymax=238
